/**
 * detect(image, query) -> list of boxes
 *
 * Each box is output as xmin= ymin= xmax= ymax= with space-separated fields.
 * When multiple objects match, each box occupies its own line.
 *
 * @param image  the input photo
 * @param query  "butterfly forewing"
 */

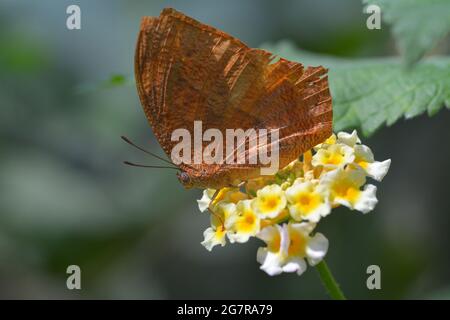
xmin=135 ymin=8 xmax=332 ymax=188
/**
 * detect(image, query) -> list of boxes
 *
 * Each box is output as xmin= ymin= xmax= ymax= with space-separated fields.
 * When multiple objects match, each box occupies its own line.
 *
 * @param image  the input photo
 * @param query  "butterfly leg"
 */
xmin=236 ymin=181 xmax=245 ymax=188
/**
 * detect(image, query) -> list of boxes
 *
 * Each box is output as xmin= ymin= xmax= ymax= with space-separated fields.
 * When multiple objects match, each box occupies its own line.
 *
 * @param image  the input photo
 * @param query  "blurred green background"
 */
xmin=1 ymin=0 xmax=449 ymax=299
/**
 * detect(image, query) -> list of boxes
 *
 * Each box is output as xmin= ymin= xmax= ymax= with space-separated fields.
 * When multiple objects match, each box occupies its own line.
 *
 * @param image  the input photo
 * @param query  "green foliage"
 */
xmin=364 ymin=0 xmax=450 ymax=65
xmin=107 ymin=74 xmax=132 ymax=87
xmin=75 ymin=74 xmax=134 ymax=94
xmin=0 ymin=34 xmax=48 ymax=73
xmin=263 ymin=41 xmax=450 ymax=136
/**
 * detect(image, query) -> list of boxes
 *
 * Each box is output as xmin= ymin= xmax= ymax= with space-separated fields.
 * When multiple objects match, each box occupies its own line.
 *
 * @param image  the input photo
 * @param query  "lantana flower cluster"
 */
xmin=197 ymin=131 xmax=391 ymax=276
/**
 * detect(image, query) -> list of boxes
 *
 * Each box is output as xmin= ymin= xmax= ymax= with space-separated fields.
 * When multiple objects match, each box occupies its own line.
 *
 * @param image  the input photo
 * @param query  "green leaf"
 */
xmin=364 ymin=0 xmax=450 ymax=65
xmin=262 ymin=41 xmax=450 ymax=136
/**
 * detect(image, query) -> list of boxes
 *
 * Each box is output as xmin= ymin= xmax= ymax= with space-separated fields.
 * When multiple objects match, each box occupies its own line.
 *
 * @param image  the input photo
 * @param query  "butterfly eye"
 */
xmin=178 ymin=171 xmax=191 ymax=186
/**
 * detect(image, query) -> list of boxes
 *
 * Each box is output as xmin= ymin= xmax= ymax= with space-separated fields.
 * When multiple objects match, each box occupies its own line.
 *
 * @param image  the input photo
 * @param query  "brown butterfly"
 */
xmin=132 ymin=8 xmax=332 ymax=189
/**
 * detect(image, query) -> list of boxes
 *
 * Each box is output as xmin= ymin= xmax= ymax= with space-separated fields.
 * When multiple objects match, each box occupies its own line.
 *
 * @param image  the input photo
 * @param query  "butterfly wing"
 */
xmin=135 ymin=8 xmax=332 ymax=188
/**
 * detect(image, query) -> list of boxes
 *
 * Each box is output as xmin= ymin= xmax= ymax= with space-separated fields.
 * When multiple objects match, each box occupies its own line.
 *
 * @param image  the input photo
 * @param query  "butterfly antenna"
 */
xmin=123 ymin=161 xmax=180 ymax=170
xmin=121 ymin=136 xmax=176 ymax=167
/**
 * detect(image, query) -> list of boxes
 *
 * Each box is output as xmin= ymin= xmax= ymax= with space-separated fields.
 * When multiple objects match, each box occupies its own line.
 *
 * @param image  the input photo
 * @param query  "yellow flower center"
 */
xmin=288 ymin=231 xmax=306 ymax=256
xmin=357 ymin=160 xmax=369 ymax=169
xmin=299 ymin=194 xmax=311 ymax=205
xmin=333 ymin=183 xmax=360 ymax=204
xmin=235 ymin=211 xmax=257 ymax=233
xmin=295 ymin=192 xmax=321 ymax=215
xmin=261 ymin=196 xmax=280 ymax=212
xmin=324 ymin=151 xmax=343 ymax=165
xmin=245 ymin=214 xmax=255 ymax=225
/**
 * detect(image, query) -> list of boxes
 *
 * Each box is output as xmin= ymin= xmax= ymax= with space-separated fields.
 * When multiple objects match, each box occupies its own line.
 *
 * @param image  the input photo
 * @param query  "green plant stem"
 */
xmin=315 ymin=260 xmax=346 ymax=300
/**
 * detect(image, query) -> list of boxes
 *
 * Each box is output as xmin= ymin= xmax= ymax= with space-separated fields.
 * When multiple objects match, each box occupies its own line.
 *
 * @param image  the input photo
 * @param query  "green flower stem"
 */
xmin=315 ymin=260 xmax=346 ymax=300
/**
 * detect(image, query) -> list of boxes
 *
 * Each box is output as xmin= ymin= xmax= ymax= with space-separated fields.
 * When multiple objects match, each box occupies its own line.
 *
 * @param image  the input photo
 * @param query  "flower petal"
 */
xmin=306 ymin=233 xmax=328 ymax=266
xmin=366 ymin=159 xmax=391 ymax=181
xmin=337 ymin=130 xmax=361 ymax=147
xmin=354 ymin=184 xmax=378 ymax=214
xmin=289 ymin=221 xmax=317 ymax=235
xmin=354 ymin=144 xmax=374 ymax=163
xmin=257 ymin=249 xmax=283 ymax=276
xmin=257 ymin=225 xmax=279 ymax=244
xmin=282 ymin=257 xmax=307 ymax=276
xmin=197 ymin=189 xmax=216 ymax=212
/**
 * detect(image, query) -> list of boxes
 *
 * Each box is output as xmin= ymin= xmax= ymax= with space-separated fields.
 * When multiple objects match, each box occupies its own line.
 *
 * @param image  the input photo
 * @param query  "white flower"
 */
xmin=334 ymin=130 xmax=391 ymax=182
xmin=197 ymin=130 xmax=391 ymax=278
xmin=227 ymin=200 xmax=261 ymax=243
xmin=312 ymin=143 xmax=355 ymax=169
xmin=256 ymin=222 xmax=328 ymax=276
xmin=285 ymin=180 xmax=330 ymax=222
xmin=256 ymin=224 xmax=289 ymax=276
xmin=252 ymin=184 xmax=287 ymax=219
xmin=288 ymin=222 xmax=328 ymax=267
xmin=201 ymin=202 xmax=237 ymax=251
xmin=353 ymin=145 xmax=391 ymax=181
xmin=305 ymin=231 xmax=329 ymax=266
xmin=337 ymin=130 xmax=361 ymax=147
xmin=197 ymin=189 xmax=216 ymax=212
xmin=201 ymin=225 xmax=226 ymax=251
xmin=320 ymin=167 xmax=378 ymax=214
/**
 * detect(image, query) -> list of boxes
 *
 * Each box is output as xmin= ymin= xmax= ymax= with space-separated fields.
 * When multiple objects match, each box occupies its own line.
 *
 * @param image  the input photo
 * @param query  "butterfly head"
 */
xmin=176 ymin=167 xmax=214 ymax=189
xmin=177 ymin=171 xmax=194 ymax=189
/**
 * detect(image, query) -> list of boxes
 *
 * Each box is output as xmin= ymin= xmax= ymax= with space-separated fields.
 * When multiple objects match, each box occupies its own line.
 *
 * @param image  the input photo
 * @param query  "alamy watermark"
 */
xmin=365 ymin=4 xmax=381 ymax=30
xmin=170 ymin=121 xmax=280 ymax=175
xmin=66 ymin=5 xmax=81 ymax=30
xmin=66 ymin=265 xmax=81 ymax=290
xmin=366 ymin=264 xmax=381 ymax=290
